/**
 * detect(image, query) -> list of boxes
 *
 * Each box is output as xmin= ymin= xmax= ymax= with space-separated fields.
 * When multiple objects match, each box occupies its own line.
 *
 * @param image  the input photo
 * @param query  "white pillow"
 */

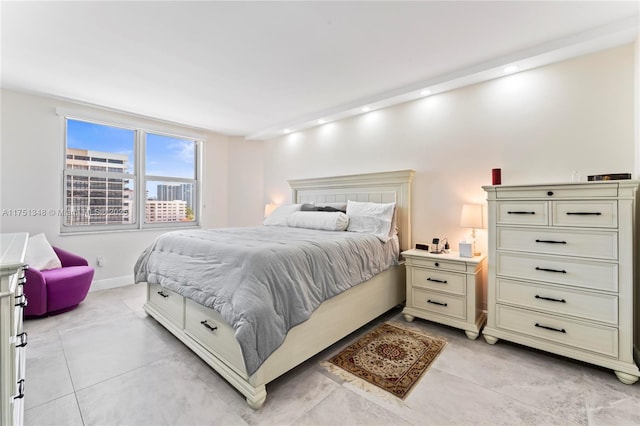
xmin=25 ymin=233 xmax=62 ymax=270
xmin=263 ymin=204 xmax=302 ymax=226
xmin=346 ymin=200 xmax=396 ymax=242
xmin=287 ymin=211 xmax=349 ymax=231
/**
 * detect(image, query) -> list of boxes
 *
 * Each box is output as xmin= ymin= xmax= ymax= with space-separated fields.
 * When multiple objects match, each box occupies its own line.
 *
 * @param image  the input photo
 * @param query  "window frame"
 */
xmin=59 ymin=110 xmax=203 ymax=234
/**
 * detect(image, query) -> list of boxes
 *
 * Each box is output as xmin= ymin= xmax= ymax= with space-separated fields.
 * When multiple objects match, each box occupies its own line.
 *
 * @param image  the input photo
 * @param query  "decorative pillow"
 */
xmin=25 ymin=233 xmax=62 ymax=270
xmin=263 ymin=204 xmax=302 ymax=226
xmin=346 ymin=200 xmax=396 ymax=242
xmin=301 ymin=203 xmax=319 ymax=211
xmin=287 ymin=211 xmax=349 ymax=231
xmin=318 ymin=202 xmax=348 ymax=213
xmin=300 ymin=202 xmax=347 ymax=213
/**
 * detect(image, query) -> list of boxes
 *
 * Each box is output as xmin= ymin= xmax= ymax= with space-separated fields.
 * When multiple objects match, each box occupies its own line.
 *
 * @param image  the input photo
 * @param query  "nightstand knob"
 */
xmin=547 ymin=191 xmax=554 ymax=196
xmin=434 ymin=262 xmax=439 ymax=267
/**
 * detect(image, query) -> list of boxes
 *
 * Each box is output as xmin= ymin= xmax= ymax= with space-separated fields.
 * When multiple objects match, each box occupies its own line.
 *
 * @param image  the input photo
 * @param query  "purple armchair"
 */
xmin=24 ymin=246 xmax=94 ymax=317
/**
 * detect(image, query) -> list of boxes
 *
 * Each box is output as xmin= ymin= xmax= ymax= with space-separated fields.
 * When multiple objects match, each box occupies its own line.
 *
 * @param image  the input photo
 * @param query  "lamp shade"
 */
xmin=264 ymin=203 xmax=278 ymax=218
xmin=460 ymin=204 xmax=483 ymax=229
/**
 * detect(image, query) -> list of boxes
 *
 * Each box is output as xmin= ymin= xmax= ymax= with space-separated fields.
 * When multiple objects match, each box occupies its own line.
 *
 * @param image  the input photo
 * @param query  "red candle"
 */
xmin=492 ymin=168 xmax=502 ymax=185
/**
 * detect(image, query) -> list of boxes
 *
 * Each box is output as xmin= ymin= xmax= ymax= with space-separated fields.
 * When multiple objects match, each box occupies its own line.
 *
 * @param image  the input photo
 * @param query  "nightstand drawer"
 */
xmin=148 ymin=283 xmax=184 ymax=326
xmin=412 ymin=288 xmax=466 ymax=320
xmin=552 ymin=201 xmax=617 ymax=228
xmin=406 ymin=257 xmax=467 ymax=272
xmin=496 ymin=202 xmax=548 ymax=226
xmin=497 ymin=252 xmax=617 ymax=292
xmin=412 ymin=268 xmax=465 ymax=296
xmin=496 ymin=278 xmax=618 ymax=325
xmin=495 ymin=305 xmax=618 ymax=358
xmin=496 ymin=227 xmax=618 ymax=260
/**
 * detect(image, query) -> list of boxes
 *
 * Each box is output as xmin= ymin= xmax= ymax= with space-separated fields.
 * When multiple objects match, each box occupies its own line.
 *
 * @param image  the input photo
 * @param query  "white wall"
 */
xmin=0 ymin=89 xmax=231 ymax=287
xmin=226 ymin=137 xmax=265 ymax=227
xmin=263 ymin=44 xmax=636 ymax=255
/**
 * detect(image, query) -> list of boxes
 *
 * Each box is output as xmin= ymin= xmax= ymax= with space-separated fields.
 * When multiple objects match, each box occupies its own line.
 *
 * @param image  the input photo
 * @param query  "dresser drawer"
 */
xmin=184 ymin=298 xmax=245 ymax=374
xmin=552 ymin=201 xmax=617 ymax=228
xmin=496 ymin=252 xmax=617 ymax=292
xmin=496 ymin=184 xmax=618 ymax=199
xmin=496 ymin=202 xmax=548 ymax=226
xmin=412 ymin=288 xmax=466 ymax=320
xmin=496 ymin=227 xmax=617 ymax=260
xmin=495 ymin=304 xmax=618 ymax=358
xmin=148 ymin=283 xmax=184 ymax=326
xmin=496 ymin=279 xmax=618 ymax=325
xmin=411 ymin=267 xmax=465 ymax=296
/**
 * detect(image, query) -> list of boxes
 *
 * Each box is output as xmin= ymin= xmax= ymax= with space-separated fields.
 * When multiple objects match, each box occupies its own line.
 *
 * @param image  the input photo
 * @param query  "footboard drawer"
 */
xmin=184 ymin=299 xmax=245 ymax=374
xmin=148 ymin=283 xmax=184 ymax=327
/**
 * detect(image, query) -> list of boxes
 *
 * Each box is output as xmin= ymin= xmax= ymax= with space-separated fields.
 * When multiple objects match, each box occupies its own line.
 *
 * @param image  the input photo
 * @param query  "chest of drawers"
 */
xmin=402 ymin=250 xmax=487 ymax=339
xmin=483 ymin=182 xmax=640 ymax=384
xmin=0 ymin=233 xmax=28 ymax=426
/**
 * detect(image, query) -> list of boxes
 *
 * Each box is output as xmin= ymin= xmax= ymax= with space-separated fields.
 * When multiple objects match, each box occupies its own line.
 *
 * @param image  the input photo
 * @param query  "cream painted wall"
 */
xmin=0 ymin=89 xmax=231 ymax=286
xmin=263 ymin=44 xmax=636 ymax=256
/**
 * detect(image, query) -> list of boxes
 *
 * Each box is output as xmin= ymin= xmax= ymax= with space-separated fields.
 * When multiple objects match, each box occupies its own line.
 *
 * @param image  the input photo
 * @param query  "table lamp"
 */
xmin=460 ymin=203 xmax=483 ymax=256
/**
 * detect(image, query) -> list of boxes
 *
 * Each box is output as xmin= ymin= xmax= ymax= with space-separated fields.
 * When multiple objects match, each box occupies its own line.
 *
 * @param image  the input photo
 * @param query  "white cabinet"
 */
xmin=483 ymin=182 xmax=640 ymax=384
xmin=402 ymin=250 xmax=487 ymax=340
xmin=0 ymin=233 xmax=28 ymax=426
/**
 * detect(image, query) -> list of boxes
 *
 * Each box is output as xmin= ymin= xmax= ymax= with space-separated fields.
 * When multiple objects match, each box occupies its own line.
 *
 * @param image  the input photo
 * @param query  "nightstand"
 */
xmin=402 ymin=249 xmax=487 ymax=339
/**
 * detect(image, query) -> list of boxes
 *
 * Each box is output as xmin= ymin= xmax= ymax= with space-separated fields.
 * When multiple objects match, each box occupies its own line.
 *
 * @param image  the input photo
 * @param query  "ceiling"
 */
xmin=1 ymin=1 xmax=638 ymax=140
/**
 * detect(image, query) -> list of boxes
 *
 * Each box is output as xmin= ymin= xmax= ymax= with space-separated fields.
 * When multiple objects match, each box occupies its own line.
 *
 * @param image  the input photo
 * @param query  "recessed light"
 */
xmin=362 ymin=106 xmax=371 ymax=112
xmin=420 ymin=90 xmax=431 ymax=96
xmin=284 ymin=128 xmax=291 ymax=133
xmin=503 ymin=65 xmax=519 ymax=74
xmin=318 ymin=119 xmax=325 ymax=125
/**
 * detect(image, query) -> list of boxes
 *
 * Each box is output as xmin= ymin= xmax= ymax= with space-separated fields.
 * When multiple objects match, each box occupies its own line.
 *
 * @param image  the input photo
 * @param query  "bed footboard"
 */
xmin=143 ymin=263 xmax=404 ymax=409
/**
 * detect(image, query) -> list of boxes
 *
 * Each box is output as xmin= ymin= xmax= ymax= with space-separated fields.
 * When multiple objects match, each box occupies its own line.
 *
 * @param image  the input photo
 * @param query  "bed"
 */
xmin=135 ymin=170 xmax=414 ymax=409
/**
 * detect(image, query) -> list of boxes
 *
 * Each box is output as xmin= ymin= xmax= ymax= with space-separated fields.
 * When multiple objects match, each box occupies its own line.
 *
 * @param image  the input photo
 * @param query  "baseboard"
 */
xmin=90 ymin=274 xmax=134 ymax=292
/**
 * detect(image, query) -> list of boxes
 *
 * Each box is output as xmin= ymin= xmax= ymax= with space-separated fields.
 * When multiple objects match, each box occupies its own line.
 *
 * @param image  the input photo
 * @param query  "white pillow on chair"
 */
xmin=25 ymin=233 xmax=62 ymax=270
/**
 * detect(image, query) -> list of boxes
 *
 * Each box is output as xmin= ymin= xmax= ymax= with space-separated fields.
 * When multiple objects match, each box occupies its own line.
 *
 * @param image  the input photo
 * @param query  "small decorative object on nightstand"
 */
xmin=402 ymin=250 xmax=487 ymax=340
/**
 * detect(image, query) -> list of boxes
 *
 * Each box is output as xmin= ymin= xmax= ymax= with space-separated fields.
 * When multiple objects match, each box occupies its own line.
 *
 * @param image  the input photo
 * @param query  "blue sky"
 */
xmin=67 ymin=119 xmax=195 ymax=195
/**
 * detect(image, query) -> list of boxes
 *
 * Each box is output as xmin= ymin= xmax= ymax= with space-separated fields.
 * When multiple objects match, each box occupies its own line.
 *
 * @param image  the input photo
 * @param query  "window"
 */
xmin=62 ymin=117 xmax=200 ymax=232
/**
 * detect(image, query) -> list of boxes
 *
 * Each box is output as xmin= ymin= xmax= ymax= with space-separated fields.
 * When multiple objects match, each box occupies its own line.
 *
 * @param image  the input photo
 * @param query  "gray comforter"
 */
xmin=134 ymin=226 xmax=398 ymax=375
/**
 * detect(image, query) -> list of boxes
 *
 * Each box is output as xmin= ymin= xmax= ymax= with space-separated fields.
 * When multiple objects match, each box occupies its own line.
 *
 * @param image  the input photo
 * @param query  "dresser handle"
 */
xmin=200 ymin=320 xmax=218 ymax=332
xmin=16 ymin=332 xmax=28 ymax=348
xmin=427 ymin=278 xmax=448 ymax=284
xmin=565 ymin=212 xmax=602 ymax=216
xmin=15 ymin=294 xmax=27 ymax=308
xmin=427 ymin=300 xmax=448 ymax=307
xmin=535 ymin=239 xmax=567 ymax=244
xmin=547 ymin=191 xmax=554 ymax=196
xmin=157 ymin=291 xmax=169 ymax=298
xmin=535 ymin=323 xmax=566 ymax=333
xmin=535 ymin=295 xmax=566 ymax=303
xmin=535 ymin=267 xmax=567 ymax=274
xmin=507 ymin=211 xmax=535 ymax=215
xmin=13 ymin=379 xmax=25 ymax=400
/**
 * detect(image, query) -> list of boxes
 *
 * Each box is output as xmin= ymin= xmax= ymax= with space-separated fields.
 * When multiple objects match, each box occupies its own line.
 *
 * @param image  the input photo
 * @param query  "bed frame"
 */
xmin=143 ymin=169 xmax=414 ymax=409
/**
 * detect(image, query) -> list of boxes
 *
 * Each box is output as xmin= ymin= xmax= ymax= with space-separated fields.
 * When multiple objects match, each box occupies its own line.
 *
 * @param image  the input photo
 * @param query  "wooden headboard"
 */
xmin=288 ymin=170 xmax=414 ymax=251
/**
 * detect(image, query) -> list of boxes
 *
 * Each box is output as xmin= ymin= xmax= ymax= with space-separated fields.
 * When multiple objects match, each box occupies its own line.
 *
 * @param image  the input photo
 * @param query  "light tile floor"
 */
xmin=23 ymin=284 xmax=640 ymax=426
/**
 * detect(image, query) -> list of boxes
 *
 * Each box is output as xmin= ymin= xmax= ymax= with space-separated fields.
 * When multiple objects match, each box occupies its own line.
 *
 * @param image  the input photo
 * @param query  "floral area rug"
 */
xmin=326 ymin=322 xmax=447 ymax=399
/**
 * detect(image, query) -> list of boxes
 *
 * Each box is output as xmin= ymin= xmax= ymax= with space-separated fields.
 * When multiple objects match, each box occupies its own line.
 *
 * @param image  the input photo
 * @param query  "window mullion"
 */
xmin=137 ymin=130 xmax=146 ymax=229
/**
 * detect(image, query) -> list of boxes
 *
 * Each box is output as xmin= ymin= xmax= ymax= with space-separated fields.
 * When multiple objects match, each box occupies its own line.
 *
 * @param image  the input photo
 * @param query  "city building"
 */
xmin=65 ymin=148 xmax=132 ymax=225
